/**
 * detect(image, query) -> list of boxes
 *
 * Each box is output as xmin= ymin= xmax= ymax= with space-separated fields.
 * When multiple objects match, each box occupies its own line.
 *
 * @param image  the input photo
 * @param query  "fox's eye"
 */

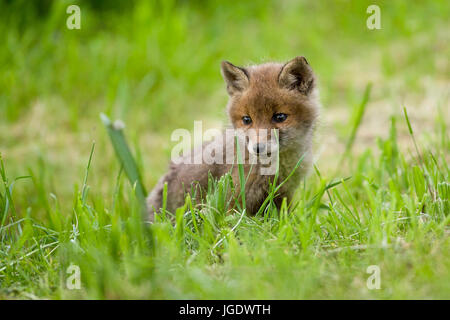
xmin=273 ymin=113 xmax=288 ymax=123
xmin=242 ymin=116 xmax=252 ymax=125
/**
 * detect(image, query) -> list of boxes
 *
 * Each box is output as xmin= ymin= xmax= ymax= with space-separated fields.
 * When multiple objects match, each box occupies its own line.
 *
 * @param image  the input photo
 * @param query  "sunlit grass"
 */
xmin=0 ymin=0 xmax=448 ymax=299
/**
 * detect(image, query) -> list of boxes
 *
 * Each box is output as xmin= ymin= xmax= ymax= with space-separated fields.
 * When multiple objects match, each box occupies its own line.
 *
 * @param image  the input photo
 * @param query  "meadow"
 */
xmin=0 ymin=0 xmax=449 ymax=299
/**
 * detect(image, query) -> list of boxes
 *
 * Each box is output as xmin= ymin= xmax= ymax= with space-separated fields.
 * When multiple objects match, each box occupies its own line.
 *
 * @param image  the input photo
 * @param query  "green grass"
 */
xmin=0 ymin=0 xmax=449 ymax=299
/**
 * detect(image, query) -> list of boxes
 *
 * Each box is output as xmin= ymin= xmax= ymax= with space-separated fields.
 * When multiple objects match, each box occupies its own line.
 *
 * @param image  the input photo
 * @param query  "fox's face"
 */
xmin=221 ymin=57 xmax=319 ymax=157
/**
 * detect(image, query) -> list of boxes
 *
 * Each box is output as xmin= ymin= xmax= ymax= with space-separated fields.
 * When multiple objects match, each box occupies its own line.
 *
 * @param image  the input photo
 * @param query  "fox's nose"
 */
xmin=253 ymin=142 xmax=266 ymax=154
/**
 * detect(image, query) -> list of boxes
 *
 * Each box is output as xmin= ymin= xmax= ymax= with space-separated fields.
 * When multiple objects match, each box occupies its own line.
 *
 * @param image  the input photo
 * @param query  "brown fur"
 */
xmin=147 ymin=56 xmax=319 ymax=221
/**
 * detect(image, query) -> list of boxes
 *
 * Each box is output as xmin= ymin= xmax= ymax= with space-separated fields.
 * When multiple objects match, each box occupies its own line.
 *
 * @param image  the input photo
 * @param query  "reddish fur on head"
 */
xmin=221 ymin=57 xmax=319 ymax=153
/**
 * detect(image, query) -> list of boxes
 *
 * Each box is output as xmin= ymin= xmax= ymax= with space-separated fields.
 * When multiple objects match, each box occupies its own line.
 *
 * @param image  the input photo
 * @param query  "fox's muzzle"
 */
xmin=245 ymin=129 xmax=278 ymax=156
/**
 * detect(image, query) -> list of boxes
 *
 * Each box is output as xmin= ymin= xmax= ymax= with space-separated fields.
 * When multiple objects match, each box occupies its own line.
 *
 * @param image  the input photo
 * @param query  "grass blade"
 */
xmin=100 ymin=113 xmax=148 ymax=218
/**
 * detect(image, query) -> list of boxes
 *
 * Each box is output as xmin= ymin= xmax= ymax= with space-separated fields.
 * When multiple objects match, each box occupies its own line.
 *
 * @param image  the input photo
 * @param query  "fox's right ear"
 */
xmin=221 ymin=61 xmax=249 ymax=96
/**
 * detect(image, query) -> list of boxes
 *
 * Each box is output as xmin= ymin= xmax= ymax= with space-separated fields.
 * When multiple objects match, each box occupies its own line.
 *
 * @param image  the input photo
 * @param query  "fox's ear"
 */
xmin=278 ymin=56 xmax=315 ymax=95
xmin=221 ymin=61 xmax=249 ymax=96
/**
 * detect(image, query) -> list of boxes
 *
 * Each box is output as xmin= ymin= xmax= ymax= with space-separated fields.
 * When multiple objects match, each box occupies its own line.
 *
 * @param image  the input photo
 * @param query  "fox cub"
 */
xmin=147 ymin=56 xmax=319 ymax=221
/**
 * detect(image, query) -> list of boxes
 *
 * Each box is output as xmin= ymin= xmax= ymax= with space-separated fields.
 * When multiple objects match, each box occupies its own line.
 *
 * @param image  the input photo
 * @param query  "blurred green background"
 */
xmin=0 ymin=0 xmax=448 ymax=299
xmin=1 ymin=0 xmax=448 ymax=206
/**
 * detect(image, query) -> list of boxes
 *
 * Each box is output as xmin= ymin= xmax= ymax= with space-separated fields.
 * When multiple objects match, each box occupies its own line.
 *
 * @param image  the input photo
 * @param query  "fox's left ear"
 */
xmin=278 ymin=56 xmax=315 ymax=95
